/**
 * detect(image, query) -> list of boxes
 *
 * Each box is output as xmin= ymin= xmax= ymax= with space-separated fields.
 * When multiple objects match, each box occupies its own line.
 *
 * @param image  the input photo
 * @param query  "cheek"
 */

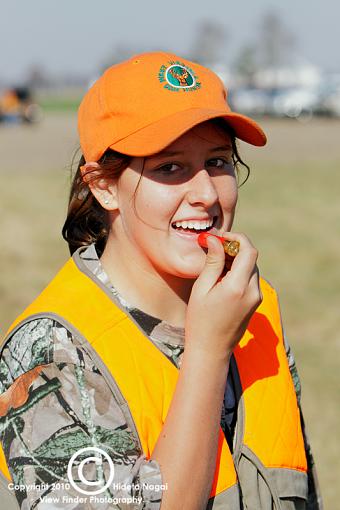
xmin=133 ymin=183 xmax=180 ymax=224
xmin=219 ymin=177 xmax=238 ymax=212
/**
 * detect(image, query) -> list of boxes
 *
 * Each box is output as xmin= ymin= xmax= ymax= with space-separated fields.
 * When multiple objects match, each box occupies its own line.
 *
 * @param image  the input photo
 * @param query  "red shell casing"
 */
xmin=197 ymin=232 xmax=226 ymax=249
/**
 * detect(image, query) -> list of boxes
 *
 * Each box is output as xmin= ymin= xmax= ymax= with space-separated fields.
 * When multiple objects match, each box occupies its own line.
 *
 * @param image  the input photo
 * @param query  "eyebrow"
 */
xmin=149 ymin=145 xmax=233 ymax=159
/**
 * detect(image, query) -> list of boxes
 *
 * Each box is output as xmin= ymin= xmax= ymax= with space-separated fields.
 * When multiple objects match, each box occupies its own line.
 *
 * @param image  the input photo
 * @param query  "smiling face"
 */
xmin=108 ymin=120 xmax=238 ymax=280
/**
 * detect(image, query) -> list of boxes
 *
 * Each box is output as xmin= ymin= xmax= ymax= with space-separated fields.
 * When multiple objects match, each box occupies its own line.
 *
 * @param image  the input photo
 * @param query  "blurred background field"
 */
xmin=0 ymin=112 xmax=339 ymax=508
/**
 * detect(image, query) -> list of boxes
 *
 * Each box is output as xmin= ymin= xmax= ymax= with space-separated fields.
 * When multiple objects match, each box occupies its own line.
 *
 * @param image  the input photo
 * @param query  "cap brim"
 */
xmin=110 ymin=108 xmax=267 ymax=157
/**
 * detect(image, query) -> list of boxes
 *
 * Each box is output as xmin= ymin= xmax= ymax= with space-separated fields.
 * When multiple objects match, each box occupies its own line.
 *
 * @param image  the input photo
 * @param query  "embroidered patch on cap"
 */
xmin=158 ymin=61 xmax=201 ymax=92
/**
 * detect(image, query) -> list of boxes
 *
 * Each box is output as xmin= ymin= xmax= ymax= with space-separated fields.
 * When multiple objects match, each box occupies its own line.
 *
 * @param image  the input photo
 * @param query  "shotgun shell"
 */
xmin=197 ymin=232 xmax=240 ymax=257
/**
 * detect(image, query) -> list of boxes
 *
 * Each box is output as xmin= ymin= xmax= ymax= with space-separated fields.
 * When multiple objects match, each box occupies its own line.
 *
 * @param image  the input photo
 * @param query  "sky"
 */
xmin=1 ymin=0 xmax=339 ymax=84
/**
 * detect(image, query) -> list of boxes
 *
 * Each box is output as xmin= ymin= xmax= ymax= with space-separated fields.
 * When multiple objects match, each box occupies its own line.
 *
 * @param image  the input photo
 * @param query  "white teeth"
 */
xmin=174 ymin=218 xmax=214 ymax=230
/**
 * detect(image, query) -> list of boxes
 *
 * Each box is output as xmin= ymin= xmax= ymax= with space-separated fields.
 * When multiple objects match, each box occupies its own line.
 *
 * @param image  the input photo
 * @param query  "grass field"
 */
xmin=0 ymin=113 xmax=339 ymax=508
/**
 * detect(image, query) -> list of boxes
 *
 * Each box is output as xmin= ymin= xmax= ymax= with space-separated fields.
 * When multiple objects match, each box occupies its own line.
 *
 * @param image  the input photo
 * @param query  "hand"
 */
xmin=185 ymin=232 xmax=262 ymax=361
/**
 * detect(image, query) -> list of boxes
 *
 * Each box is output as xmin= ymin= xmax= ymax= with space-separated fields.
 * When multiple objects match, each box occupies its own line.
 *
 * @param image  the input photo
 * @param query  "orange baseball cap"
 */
xmin=78 ymin=51 xmax=267 ymax=162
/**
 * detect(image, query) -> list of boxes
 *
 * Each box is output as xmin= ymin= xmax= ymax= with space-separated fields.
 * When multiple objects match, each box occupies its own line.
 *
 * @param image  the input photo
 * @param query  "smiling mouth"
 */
xmin=171 ymin=216 xmax=218 ymax=234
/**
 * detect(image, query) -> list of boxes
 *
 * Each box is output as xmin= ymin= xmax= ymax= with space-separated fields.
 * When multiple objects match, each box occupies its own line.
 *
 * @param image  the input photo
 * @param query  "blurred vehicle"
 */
xmin=229 ymin=87 xmax=303 ymax=117
xmin=271 ymin=87 xmax=320 ymax=119
xmin=230 ymin=74 xmax=340 ymax=121
xmin=0 ymin=87 xmax=42 ymax=124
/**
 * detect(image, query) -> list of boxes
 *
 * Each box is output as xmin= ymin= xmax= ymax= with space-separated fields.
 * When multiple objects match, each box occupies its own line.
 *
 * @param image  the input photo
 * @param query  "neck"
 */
xmin=99 ymin=234 xmax=195 ymax=329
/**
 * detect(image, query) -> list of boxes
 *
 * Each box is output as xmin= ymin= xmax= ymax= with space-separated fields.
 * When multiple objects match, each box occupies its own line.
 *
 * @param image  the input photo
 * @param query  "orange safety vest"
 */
xmin=0 ymin=255 xmax=307 ymax=499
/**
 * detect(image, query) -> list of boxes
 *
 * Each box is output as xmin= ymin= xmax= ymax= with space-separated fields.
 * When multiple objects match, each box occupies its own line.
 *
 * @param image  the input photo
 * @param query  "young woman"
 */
xmin=0 ymin=52 xmax=321 ymax=509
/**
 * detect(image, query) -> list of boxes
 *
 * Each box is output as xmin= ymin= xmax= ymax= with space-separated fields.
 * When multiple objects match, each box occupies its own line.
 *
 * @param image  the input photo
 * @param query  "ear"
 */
xmin=80 ymin=162 xmax=118 ymax=210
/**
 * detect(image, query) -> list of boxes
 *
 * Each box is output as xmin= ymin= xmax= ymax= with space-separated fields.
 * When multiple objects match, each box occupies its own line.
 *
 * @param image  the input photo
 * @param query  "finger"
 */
xmin=195 ymin=234 xmax=226 ymax=294
xmin=245 ymin=265 xmax=263 ymax=313
xmin=248 ymin=265 xmax=262 ymax=298
xmin=219 ymin=232 xmax=259 ymax=289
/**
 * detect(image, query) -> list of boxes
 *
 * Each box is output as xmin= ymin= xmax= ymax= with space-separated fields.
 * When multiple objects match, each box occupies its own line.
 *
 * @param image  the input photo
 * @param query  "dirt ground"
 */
xmin=1 ymin=113 xmax=339 ymax=508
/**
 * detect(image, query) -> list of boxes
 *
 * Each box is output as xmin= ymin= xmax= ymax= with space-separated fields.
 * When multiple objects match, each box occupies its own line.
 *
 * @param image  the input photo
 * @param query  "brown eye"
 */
xmin=207 ymin=158 xmax=232 ymax=169
xmin=158 ymin=163 xmax=181 ymax=174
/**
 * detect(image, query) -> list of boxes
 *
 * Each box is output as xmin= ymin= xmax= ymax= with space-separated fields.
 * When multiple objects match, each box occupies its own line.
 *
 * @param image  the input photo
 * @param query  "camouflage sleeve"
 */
xmin=0 ymin=318 xmax=163 ymax=509
xmin=284 ymin=333 xmax=323 ymax=510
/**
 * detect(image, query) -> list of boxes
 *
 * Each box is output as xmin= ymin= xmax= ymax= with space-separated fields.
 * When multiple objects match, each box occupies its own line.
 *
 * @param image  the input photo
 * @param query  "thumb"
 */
xmin=195 ymin=235 xmax=226 ymax=293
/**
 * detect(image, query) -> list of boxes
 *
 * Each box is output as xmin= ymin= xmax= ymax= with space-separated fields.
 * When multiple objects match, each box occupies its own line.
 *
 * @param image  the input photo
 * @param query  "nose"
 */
xmin=185 ymin=168 xmax=219 ymax=207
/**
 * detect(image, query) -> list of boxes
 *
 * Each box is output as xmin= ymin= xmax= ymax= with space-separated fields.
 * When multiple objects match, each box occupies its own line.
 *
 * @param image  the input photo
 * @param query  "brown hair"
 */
xmin=62 ymin=150 xmax=132 ymax=256
xmin=62 ymin=120 xmax=250 ymax=257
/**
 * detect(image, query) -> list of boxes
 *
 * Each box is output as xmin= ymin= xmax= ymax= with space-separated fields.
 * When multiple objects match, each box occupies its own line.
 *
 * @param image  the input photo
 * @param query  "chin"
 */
xmin=155 ymin=253 xmax=205 ymax=280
